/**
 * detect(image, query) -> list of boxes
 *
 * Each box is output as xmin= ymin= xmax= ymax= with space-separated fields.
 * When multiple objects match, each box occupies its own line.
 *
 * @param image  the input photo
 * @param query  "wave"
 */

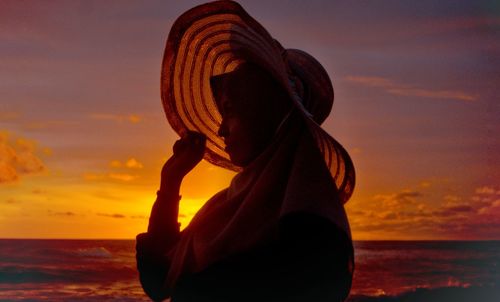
xmin=0 ymin=242 xmax=136 ymax=284
xmin=0 ymin=264 xmax=137 ymax=284
xmin=76 ymin=247 xmax=113 ymax=258
xmin=347 ymin=285 xmax=500 ymax=302
xmin=0 ymin=281 xmax=149 ymax=301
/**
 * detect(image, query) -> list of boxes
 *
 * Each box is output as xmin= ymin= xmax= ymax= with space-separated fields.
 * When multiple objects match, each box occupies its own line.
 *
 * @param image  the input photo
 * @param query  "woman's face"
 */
xmin=211 ymin=64 xmax=290 ymax=167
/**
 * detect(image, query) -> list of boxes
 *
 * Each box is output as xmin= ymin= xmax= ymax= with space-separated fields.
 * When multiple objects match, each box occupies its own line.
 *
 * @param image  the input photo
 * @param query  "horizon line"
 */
xmin=0 ymin=238 xmax=499 ymax=242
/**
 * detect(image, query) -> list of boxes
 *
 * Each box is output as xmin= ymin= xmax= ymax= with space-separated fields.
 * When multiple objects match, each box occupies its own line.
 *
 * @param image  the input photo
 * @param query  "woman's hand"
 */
xmin=160 ymin=131 xmax=206 ymax=188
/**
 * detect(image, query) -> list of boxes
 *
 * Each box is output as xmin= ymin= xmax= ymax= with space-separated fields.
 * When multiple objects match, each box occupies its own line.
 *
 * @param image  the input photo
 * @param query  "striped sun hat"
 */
xmin=161 ymin=0 xmax=355 ymax=204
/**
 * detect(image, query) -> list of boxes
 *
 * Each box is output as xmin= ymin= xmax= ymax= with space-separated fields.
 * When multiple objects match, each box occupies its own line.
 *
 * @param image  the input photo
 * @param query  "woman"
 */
xmin=136 ymin=1 xmax=355 ymax=301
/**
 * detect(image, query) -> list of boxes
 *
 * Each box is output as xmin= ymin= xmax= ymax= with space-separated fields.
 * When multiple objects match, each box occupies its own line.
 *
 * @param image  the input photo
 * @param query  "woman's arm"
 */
xmin=136 ymin=131 xmax=206 ymax=301
xmin=136 ymin=186 xmax=181 ymax=301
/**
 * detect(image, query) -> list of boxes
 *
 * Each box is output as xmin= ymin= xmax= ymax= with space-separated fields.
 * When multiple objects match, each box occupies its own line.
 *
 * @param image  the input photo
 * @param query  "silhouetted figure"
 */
xmin=136 ymin=1 xmax=355 ymax=301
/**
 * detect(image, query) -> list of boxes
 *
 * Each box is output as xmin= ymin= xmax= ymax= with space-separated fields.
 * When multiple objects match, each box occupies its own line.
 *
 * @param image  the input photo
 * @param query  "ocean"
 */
xmin=0 ymin=240 xmax=498 ymax=301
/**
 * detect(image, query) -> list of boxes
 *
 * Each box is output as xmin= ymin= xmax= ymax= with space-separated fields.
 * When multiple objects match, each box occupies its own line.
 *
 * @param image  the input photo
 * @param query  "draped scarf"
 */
xmin=164 ymin=110 xmax=351 ymax=289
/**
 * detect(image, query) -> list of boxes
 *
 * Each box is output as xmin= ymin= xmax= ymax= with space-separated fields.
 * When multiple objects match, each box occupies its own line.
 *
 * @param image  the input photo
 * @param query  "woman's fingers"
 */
xmin=185 ymin=131 xmax=206 ymax=144
xmin=184 ymin=131 xmax=206 ymax=148
xmin=173 ymin=139 xmax=182 ymax=155
xmin=173 ymin=131 xmax=206 ymax=156
xmin=163 ymin=131 xmax=207 ymax=179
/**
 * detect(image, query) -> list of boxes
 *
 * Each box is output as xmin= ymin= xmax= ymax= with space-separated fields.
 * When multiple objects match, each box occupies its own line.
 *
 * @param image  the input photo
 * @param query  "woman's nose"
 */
xmin=218 ymin=119 xmax=228 ymax=138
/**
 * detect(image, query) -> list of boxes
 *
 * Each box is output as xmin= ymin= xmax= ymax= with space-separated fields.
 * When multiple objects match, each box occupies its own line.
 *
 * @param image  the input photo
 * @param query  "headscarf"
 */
xmin=164 ymin=109 xmax=351 ymax=288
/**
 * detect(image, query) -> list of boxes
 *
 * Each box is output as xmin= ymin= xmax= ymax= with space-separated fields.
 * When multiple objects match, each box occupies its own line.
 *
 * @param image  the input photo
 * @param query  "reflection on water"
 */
xmin=351 ymin=240 xmax=499 ymax=297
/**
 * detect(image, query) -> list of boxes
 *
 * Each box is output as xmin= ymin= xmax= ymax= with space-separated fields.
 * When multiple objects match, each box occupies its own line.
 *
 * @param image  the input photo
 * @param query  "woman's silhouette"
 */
xmin=136 ymin=1 xmax=355 ymax=301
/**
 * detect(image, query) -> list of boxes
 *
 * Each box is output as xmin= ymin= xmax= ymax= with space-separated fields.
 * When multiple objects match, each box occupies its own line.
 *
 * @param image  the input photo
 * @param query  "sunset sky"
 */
xmin=1 ymin=0 xmax=499 ymax=240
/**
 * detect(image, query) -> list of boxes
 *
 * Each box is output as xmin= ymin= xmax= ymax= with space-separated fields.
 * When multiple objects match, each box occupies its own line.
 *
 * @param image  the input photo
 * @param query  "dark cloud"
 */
xmin=447 ymin=205 xmax=474 ymax=213
xmin=373 ymin=190 xmax=422 ymax=208
xmin=5 ymin=198 xmax=18 ymax=204
xmin=32 ymin=188 xmax=45 ymax=194
xmin=97 ymin=213 xmax=126 ymax=219
xmin=48 ymin=210 xmax=76 ymax=217
xmin=345 ymin=76 xmax=477 ymax=102
xmin=97 ymin=213 xmax=148 ymax=219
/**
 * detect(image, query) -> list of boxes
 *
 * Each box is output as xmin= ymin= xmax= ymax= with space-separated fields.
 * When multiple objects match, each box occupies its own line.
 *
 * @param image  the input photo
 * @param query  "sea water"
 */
xmin=0 ymin=240 xmax=498 ymax=301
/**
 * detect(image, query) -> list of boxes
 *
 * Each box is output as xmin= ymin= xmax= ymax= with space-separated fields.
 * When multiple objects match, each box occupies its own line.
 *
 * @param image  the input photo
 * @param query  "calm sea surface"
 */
xmin=0 ymin=240 xmax=498 ymax=301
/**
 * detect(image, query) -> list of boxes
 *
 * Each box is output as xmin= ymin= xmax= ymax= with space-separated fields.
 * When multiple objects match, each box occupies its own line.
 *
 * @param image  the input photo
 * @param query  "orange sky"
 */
xmin=1 ymin=0 xmax=499 ymax=239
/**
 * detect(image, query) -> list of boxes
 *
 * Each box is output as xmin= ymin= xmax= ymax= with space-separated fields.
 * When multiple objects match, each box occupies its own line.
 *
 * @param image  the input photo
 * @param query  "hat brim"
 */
xmin=161 ymin=0 xmax=355 ymax=203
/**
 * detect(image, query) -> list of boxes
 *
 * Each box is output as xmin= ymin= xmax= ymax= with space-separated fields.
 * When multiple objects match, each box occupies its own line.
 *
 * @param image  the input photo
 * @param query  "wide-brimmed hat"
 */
xmin=161 ymin=0 xmax=355 ymax=203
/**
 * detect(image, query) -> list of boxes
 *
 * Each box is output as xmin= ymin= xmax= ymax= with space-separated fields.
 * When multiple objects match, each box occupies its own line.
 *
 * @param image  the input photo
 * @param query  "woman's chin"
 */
xmin=229 ymin=156 xmax=244 ymax=167
xmin=228 ymin=152 xmax=249 ymax=168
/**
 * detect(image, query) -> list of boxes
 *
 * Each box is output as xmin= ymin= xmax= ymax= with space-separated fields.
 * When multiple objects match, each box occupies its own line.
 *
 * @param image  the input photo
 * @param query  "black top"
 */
xmin=136 ymin=212 xmax=354 ymax=302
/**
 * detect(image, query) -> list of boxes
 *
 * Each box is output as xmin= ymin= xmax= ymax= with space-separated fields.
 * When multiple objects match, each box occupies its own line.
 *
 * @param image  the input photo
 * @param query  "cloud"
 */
xmin=21 ymin=120 xmax=79 ymax=131
xmin=109 ymin=157 xmax=144 ymax=169
xmin=109 ymin=160 xmax=122 ymax=168
xmin=1 ymin=111 xmax=76 ymax=134
xmin=85 ymin=157 xmax=143 ymax=182
xmin=0 ymin=112 xmax=20 ymax=121
xmin=433 ymin=204 xmax=475 ymax=217
xmin=91 ymin=190 xmax=121 ymax=201
xmin=0 ymin=161 xmax=17 ymax=183
xmin=378 ymin=211 xmax=397 ymax=220
xmin=97 ymin=213 xmax=126 ymax=219
xmin=345 ymin=76 xmax=477 ymax=102
xmin=350 ymin=184 xmax=500 ymax=239
xmin=373 ymin=190 xmax=422 ymax=208
xmin=32 ymin=188 xmax=46 ymax=194
xmin=0 ymin=131 xmax=47 ymax=184
xmin=477 ymin=199 xmax=500 ymax=215
xmin=446 ymin=205 xmax=474 ymax=213
xmin=475 ymin=186 xmax=499 ymax=195
xmin=443 ymin=194 xmax=461 ymax=203
xmin=472 ymin=185 xmax=500 ymax=215
xmin=49 ymin=211 xmax=77 ymax=217
xmin=125 ymin=158 xmax=143 ymax=169
xmin=108 ymin=173 xmax=137 ymax=181
xmin=419 ymin=181 xmax=432 ymax=188
xmin=97 ymin=213 xmax=148 ymax=219
xmin=82 ymin=173 xmax=106 ymax=181
xmin=83 ymin=172 xmax=138 ymax=182
xmin=89 ymin=113 xmax=142 ymax=124
xmin=348 ymin=189 xmax=427 ymax=228
xmin=422 ymin=16 xmax=500 ymax=34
